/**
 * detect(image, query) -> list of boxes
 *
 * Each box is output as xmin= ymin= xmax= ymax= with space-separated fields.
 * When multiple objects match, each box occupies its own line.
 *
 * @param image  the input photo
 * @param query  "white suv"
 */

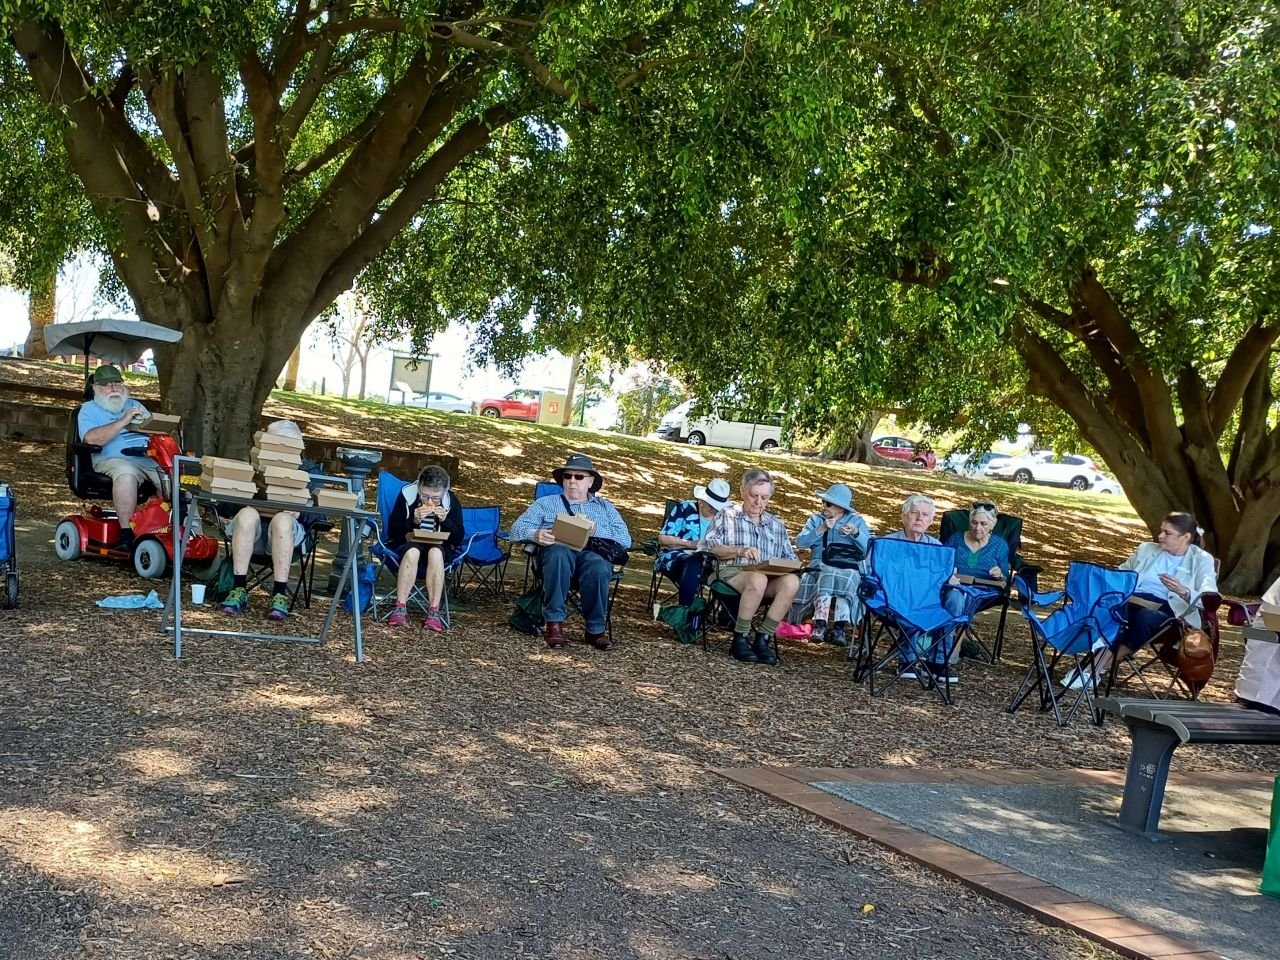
xmin=985 ymin=452 xmax=1105 ymax=491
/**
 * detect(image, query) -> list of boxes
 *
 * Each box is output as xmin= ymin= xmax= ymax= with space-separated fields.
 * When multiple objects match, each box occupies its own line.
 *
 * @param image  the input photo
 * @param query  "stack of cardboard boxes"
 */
xmin=251 ymin=430 xmax=312 ymax=507
xmin=198 ymin=456 xmax=256 ymax=499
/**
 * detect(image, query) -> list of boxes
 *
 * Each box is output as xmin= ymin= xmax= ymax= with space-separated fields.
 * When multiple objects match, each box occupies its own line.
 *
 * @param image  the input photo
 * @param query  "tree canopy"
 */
xmin=387 ymin=1 xmax=1280 ymax=590
xmin=1 ymin=0 xmax=743 ymax=452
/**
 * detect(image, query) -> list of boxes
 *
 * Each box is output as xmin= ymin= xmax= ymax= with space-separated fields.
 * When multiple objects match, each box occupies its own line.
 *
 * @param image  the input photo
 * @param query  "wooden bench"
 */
xmin=1096 ymin=696 xmax=1280 ymax=836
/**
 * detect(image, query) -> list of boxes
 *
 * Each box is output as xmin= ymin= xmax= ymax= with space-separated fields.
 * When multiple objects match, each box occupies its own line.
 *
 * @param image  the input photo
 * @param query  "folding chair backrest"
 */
xmin=535 ymin=481 xmax=561 ymax=500
xmin=867 ymin=537 xmax=956 ymax=615
xmin=461 ymin=506 xmax=505 ymax=562
xmin=373 ymin=470 xmax=410 ymax=557
xmin=940 ymin=508 xmax=1025 ymax=565
xmin=1039 ymin=561 xmax=1137 ymax=651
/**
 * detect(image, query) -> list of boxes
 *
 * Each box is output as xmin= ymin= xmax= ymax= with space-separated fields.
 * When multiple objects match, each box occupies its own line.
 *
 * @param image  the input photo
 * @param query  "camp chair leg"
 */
xmin=992 ymin=598 xmax=1012 ymax=661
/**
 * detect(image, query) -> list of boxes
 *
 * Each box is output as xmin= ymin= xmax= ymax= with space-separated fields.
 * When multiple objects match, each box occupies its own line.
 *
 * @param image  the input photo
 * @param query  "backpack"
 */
xmin=207 ymin=556 xmax=236 ymax=603
xmin=659 ymin=597 xmax=707 ymax=645
xmin=509 ymin=587 xmax=544 ymax=636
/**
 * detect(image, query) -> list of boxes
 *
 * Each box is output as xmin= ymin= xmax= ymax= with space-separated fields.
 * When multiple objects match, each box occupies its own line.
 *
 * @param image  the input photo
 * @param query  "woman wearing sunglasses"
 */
xmin=932 ymin=501 xmax=1010 ymax=681
xmin=791 ymin=483 xmax=871 ymax=646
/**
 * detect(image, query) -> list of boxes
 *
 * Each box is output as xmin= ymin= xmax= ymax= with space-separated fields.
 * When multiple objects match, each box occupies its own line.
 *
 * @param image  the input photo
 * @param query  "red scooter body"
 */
xmin=54 ymin=432 xmax=220 ymax=578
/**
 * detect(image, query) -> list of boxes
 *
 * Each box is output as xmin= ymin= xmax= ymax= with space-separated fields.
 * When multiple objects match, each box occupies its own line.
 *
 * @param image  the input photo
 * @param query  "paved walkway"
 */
xmin=718 ymin=766 xmax=1279 ymax=960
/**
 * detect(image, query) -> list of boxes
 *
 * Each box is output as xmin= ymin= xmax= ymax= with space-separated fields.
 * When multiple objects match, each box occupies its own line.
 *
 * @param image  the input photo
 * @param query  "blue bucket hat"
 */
xmin=816 ymin=483 xmax=855 ymax=512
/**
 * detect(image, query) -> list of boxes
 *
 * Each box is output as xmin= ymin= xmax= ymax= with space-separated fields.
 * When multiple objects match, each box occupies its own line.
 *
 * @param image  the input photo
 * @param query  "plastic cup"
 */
xmin=191 ymin=583 xmax=207 ymax=605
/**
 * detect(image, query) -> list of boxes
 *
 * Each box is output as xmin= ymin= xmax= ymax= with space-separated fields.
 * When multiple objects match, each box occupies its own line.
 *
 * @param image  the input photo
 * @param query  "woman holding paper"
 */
xmin=385 ymin=465 xmax=465 ymax=632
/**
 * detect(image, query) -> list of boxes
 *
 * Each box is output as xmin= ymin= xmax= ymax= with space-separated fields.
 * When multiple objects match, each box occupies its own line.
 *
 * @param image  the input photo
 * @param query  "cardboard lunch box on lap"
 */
xmin=407 ymin=529 xmax=450 ymax=545
xmin=743 ymin=557 xmax=803 ymax=576
xmin=551 ymin=513 xmax=595 ymax=551
xmin=133 ymin=412 xmax=182 ymax=435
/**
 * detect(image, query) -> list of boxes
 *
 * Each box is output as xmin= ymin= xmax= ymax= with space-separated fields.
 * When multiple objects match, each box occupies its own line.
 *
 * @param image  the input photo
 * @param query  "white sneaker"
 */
xmin=1062 ymin=669 xmax=1092 ymax=691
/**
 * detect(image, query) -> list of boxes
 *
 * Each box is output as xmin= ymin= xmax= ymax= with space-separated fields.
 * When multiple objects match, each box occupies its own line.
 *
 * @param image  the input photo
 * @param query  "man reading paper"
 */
xmin=704 ymin=467 xmax=800 ymax=666
xmin=510 ymin=454 xmax=631 ymax=651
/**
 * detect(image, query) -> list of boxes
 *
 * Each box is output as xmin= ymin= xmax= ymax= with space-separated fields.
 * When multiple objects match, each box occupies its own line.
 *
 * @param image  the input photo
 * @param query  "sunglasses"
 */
xmin=972 ymin=501 xmax=997 ymax=512
xmin=562 ymin=472 xmax=592 ymax=481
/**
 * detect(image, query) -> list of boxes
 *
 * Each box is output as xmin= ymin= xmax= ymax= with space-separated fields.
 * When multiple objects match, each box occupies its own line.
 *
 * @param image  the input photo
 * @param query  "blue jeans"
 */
xmin=1117 ymin=593 xmax=1176 ymax=651
xmin=664 ymin=552 xmax=709 ymax=607
xmin=541 ymin=544 xmax=613 ymax=633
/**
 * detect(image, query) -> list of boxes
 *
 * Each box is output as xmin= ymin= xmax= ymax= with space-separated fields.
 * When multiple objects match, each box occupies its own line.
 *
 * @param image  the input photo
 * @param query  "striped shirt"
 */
xmin=510 ymin=493 xmax=632 ymax=548
xmin=706 ymin=505 xmax=797 ymax=565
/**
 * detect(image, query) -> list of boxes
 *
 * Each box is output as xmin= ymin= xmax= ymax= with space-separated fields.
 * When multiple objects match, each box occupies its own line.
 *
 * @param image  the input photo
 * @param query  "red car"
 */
xmin=872 ymin=436 xmax=937 ymax=469
xmin=477 ymin=389 xmax=542 ymax=421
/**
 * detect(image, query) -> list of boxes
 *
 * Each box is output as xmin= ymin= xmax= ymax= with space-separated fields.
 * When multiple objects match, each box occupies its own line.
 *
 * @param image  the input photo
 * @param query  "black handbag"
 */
xmin=822 ymin=530 xmax=865 ymax=569
xmin=585 ymin=536 xmax=630 ymax=567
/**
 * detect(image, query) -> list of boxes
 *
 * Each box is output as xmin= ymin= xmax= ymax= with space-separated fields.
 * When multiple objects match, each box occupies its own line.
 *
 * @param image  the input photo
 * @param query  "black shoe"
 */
xmin=830 ymin=623 xmax=849 ymax=648
xmin=730 ymin=633 xmax=758 ymax=663
xmin=753 ymin=633 xmax=779 ymax=665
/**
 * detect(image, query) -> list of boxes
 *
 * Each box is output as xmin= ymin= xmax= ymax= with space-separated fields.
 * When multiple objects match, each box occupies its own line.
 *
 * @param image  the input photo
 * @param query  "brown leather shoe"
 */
xmin=545 ymin=621 xmax=567 ymax=649
xmin=584 ymin=630 xmax=615 ymax=651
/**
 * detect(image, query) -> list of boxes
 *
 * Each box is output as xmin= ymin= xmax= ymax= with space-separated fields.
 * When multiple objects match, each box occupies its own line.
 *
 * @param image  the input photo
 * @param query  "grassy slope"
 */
xmin=1 ymin=358 xmax=1146 ymax=576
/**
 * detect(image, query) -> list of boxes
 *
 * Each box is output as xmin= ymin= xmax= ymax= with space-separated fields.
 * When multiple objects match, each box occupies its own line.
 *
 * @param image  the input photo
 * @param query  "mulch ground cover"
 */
xmin=3 ymin=358 xmax=1276 ymax=959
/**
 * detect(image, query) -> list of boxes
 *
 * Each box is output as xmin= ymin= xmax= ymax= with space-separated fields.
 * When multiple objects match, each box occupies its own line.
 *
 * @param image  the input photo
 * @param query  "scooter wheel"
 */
xmin=133 ymin=538 xmax=168 ymax=579
xmin=54 ymin=520 xmax=83 ymax=561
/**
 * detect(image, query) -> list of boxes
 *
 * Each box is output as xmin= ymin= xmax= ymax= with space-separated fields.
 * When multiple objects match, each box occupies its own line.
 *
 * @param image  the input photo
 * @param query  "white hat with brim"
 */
xmin=694 ymin=477 xmax=731 ymax=512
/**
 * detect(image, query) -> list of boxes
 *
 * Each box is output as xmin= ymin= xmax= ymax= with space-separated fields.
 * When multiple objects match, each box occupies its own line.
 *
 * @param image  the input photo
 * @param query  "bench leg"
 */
xmin=1117 ymin=718 xmax=1180 ymax=836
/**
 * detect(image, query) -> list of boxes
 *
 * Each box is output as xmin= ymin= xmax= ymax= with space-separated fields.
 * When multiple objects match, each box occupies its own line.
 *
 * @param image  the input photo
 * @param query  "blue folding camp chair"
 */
xmin=0 ymin=482 xmax=17 ymax=608
xmin=369 ymin=470 xmax=471 ymax=628
xmin=454 ymin=505 xmax=509 ymax=599
xmin=1007 ymin=561 xmax=1138 ymax=726
xmin=853 ymin=538 xmax=972 ymax=705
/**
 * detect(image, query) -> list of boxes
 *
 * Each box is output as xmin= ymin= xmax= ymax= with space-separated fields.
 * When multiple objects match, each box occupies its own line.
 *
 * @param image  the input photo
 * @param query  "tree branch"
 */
xmin=1208 ymin=318 xmax=1280 ymax=436
xmin=303 ymin=102 xmax=521 ymax=323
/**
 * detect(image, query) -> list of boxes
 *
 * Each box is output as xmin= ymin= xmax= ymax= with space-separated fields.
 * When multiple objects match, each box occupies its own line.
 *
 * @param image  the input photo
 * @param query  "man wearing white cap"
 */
xmin=656 ymin=478 xmax=731 ymax=606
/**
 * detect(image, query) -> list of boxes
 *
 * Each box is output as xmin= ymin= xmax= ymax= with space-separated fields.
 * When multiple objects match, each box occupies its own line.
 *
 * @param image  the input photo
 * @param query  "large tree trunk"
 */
xmin=823 ymin=410 xmax=886 ymax=463
xmin=282 ymin=345 xmax=302 ymax=391
xmin=22 ymin=261 xmax=56 ymax=360
xmin=562 ymin=353 xmax=581 ymax=427
xmin=154 ymin=311 xmax=279 ymax=458
xmin=1011 ymin=269 xmax=1280 ymax=594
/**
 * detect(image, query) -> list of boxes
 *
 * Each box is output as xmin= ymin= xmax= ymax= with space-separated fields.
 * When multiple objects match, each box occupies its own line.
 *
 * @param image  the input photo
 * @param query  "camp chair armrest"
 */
xmin=310 ymin=520 xmax=335 ymax=534
xmin=1027 ymin=588 xmax=1065 ymax=608
xmin=1224 ymin=597 xmax=1260 ymax=627
xmin=1198 ymin=591 xmax=1223 ymax=614
xmin=72 ymin=440 xmax=103 ymax=455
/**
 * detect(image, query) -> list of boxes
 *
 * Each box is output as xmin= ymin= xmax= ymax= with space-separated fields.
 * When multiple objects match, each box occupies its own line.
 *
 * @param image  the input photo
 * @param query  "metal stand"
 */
xmin=324 ymin=447 xmax=381 ymax=596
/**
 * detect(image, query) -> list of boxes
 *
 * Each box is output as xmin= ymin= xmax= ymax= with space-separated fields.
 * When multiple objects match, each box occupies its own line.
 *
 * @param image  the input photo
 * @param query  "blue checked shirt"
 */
xmin=511 ymin=493 xmax=632 ymax=548
xmin=706 ymin=505 xmax=797 ymax=566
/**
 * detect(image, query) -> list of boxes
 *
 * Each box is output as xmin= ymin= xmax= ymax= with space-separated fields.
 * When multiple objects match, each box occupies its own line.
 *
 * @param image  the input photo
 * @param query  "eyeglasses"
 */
xmin=562 ymin=472 xmax=591 ymax=481
xmin=972 ymin=501 xmax=997 ymax=512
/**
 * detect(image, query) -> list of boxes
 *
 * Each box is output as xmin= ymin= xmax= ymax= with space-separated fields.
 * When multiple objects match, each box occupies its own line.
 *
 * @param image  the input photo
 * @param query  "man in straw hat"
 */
xmin=704 ymin=467 xmax=799 ymax=665
xmin=656 ymin=477 xmax=731 ymax=607
xmin=511 ymin=453 xmax=632 ymax=651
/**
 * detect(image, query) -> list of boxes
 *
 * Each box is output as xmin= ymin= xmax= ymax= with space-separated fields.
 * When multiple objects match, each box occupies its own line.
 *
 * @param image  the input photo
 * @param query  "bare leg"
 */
xmin=425 ymin=547 xmax=445 ymax=608
xmin=269 ymin=512 xmax=296 ymax=583
xmin=734 ymin=571 xmax=768 ymax=624
xmin=231 ymin=508 xmax=261 ymax=575
xmin=113 ymin=474 xmax=140 ymax=529
xmin=765 ymin=574 xmax=801 ymax=621
xmin=396 ymin=547 xmax=421 ymax=604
